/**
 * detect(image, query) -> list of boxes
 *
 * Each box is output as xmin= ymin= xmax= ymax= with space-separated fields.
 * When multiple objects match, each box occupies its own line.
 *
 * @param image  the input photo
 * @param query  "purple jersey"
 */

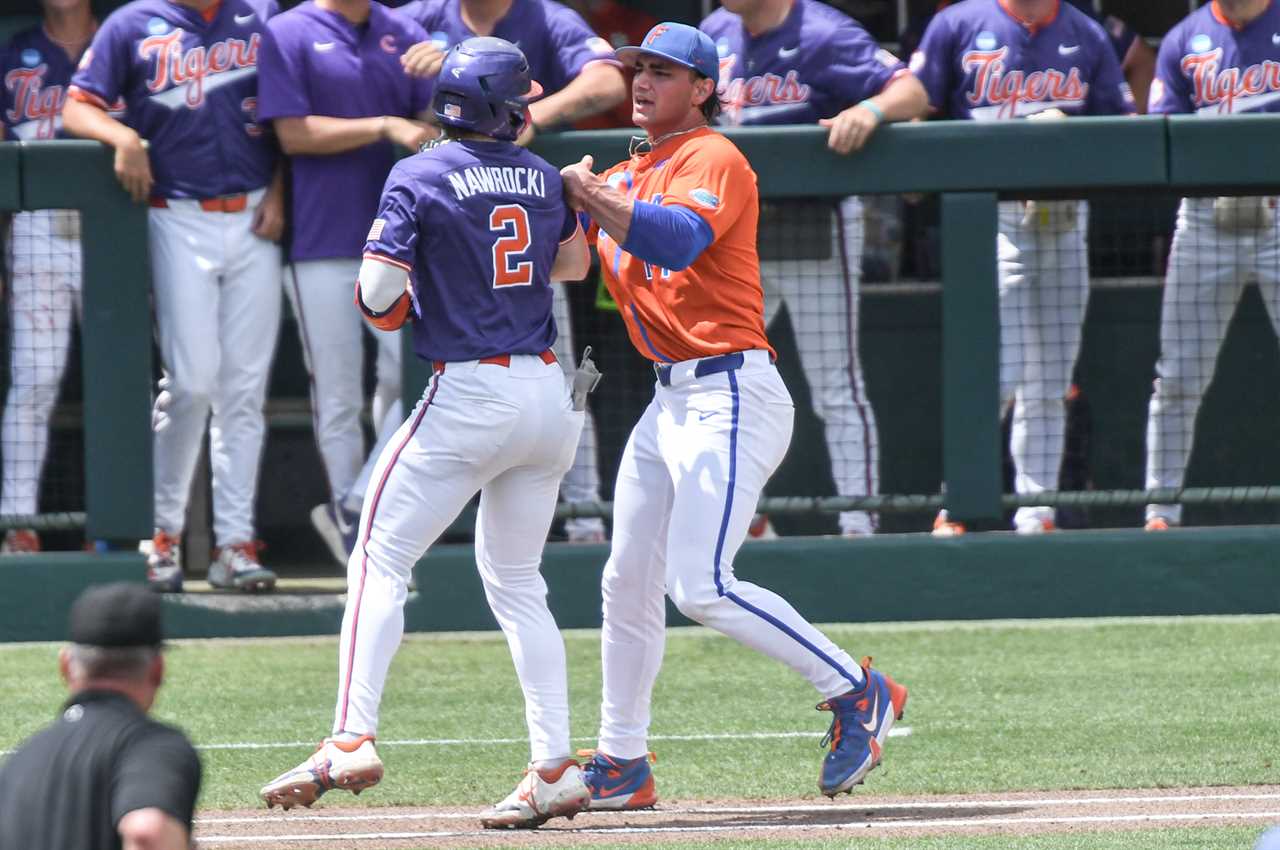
xmin=257 ymin=2 xmax=433 ymax=262
xmin=364 ymin=139 xmax=577 ymax=362
xmin=1150 ymin=1 xmax=1280 ymax=116
xmin=3 ymin=27 xmax=97 ymax=140
xmin=701 ymin=0 xmax=908 ymax=126
xmin=402 ymin=0 xmax=617 ymax=96
xmin=69 ymin=0 xmax=277 ymax=197
xmin=912 ymin=0 xmax=1134 ymax=121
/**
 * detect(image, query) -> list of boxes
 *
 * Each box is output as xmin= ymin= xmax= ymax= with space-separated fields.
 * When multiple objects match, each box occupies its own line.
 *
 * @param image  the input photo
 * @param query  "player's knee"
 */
xmin=666 ymin=576 xmax=724 ymax=624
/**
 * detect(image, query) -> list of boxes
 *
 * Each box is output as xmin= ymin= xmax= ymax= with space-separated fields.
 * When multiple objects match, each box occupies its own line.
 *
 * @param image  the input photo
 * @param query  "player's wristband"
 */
xmin=858 ymin=100 xmax=884 ymax=123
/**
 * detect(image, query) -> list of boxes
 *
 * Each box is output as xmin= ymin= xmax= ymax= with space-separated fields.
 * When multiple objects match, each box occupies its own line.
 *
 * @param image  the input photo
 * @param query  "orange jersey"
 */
xmin=594 ymin=127 xmax=774 ymax=363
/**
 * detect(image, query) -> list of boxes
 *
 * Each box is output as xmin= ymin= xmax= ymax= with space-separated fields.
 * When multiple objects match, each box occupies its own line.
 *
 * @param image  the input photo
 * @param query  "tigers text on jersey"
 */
xmin=2 ymin=27 xmax=102 ymax=140
xmin=402 ymin=0 xmax=618 ymax=94
xmin=912 ymin=0 xmax=1134 ymax=121
xmin=257 ymin=1 xmax=434 ymax=261
xmin=69 ymin=0 xmax=277 ymax=197
xmin=363 ymin=138 xmax=576 ymax=363
xmin=1150 ymin=0 xmax=1280 ymax=116
xmin=595 ymin=127 xmax=772 ymax=363
xmin=701 ymin=0 xmax=908 ymax=126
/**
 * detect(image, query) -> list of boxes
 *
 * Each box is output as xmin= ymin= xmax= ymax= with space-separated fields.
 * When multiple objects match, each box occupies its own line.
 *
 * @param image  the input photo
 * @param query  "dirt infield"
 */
xmin=196 ymin=786 xmax=1280 ymax=848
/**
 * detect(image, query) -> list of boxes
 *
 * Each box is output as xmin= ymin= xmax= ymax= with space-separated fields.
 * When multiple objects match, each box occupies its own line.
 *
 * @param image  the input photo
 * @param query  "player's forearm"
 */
xmin=272 ymin=115 xmax=391 ymax=156
xmin=529 ymin=64 xmax=626 ymax=130
xmin=869 ymin=73 xmax=929 ymax=123
xmin=1123 ymin=39 xmax=1156 ymax=114
xmin=61 ymin=97 xmax=139 ymax=150
xmin=577 ymin=177 xmax=634 ymax=244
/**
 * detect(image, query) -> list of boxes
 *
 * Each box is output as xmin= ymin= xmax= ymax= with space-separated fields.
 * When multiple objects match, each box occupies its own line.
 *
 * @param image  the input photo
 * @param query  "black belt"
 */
xmin=655 ymin=352 xmax=745 ymax=387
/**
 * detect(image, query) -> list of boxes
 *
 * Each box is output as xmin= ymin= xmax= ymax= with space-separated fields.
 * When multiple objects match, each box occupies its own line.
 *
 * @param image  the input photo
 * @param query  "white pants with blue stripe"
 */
xmin=597 ymin=349 xmax=863 ymax=761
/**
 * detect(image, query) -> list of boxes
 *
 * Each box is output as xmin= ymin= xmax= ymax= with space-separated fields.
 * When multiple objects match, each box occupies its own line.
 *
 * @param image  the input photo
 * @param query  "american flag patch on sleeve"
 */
xmin=367 ymin=218 xmax=386 ymax=241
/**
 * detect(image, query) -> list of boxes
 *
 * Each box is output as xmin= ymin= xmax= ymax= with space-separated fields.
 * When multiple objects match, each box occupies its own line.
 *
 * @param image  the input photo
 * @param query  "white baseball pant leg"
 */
xmin=334 ymin=355 xmax=583 ymax=760
xmin=287 ymin=259 xmax=402 ymax=506
xmin=1 ymin=211 xmax=81 ymax=517
xmin=762 ymin=197 xmax=879 ymax=535
xmin=149 ymin=189 xmax=282 ymax=544
xmin=997 ymin=202 xmax=1089 ymax=528
xmin=598 ymin=352 xmax=863 ymax=760
xmin=1145 ymin=199 xmax=1280 ymax=524
xmin=346 ymin=329 xmax=403 ymax=513
xmin=549 ymin=284 xmax=605 ymax=539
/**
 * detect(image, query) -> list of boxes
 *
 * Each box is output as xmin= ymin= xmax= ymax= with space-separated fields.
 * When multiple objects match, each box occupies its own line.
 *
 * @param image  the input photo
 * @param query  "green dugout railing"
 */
xmin=9 ymin=114 xmax=1280 ymax=534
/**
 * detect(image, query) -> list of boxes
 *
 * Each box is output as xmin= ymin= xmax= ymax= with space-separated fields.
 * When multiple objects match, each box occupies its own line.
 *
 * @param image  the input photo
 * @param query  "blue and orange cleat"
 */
xmin=816 ymin=656 xmax=908 ymax=796
xmin=578 ymin=750 xmax=657 ymax=811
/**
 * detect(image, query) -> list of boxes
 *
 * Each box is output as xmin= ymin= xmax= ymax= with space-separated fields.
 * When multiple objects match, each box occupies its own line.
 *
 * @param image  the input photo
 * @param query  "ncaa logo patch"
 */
xmin=430 ymin=31 xmax=449 ymax=49
xmin=147 ymin=16 xmax=169 ymax=35
xmin=1190 ymin=33 xmax=1213 ymax=54
xmin=586 ymin=36 xmax=612 ymax=55
xmin=716 ymin=38 xmax=731 ymax=57
xmin=689 ymin=187 xmax=719 ymax=209
xmin=975 ymin=31 xmax=998 ymax=50
xmin=20 ymin=48 xmax=41 ymax=67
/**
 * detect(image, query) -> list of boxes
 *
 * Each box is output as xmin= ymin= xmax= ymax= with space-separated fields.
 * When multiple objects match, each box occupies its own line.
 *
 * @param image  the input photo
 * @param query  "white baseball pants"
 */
xmin=1 ymin=211 xmax=82 ymax=517
xmin=997 ymin=201 xmax=1090 ymax=528
xmin=149 ymin=189 xmax=282 ymax=545
xmin=286 ymin=259 xmax=402 ymax=508
xmin=596 ymin=351 xmax=863 ymax=761
xmin=1146 ymin=198 xmax=1280 ymax=524
xmin=549 ymin=284 xmax=605 ymax=539
xmin=761 ymin=197 xmax=878 ymax=535
xmin=333 ymin=354 xmax=584 ymax=760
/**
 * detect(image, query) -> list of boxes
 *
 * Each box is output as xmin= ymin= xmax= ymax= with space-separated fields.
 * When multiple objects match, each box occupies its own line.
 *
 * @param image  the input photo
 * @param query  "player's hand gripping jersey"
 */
xmin=594 ymin=127 xmax=771 ymax=363
xmin=363 ymin=138 xmax=579 ymax=362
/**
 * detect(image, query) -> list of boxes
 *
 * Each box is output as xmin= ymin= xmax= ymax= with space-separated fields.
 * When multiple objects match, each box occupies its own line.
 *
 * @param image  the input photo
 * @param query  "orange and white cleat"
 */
xmin=260 ymin=736 xmax=383 ymax=810
xmin=1014 ymin=516 xmax=1056 ymax=535
xmin=1 ymin=529 xmax=41 ymax=555
xmin=931 ymin=510 xmax=965 ymax=537
xmin=480 ymin=758 xmax=591 ymax=829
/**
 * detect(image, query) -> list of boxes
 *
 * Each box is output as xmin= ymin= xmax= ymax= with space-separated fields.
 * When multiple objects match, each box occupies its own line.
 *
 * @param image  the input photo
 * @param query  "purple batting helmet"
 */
xmin=431 ymin=37 xmax=544 ymax=141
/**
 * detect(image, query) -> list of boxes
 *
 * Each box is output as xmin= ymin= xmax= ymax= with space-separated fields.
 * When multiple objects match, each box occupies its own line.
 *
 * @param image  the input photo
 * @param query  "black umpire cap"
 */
xmin=68 ymin=582 xmax=165 ymax=648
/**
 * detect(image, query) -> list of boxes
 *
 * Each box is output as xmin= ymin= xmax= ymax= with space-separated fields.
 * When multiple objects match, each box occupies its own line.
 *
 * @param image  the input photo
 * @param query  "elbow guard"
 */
xmin=621 ymin=202 xmax=714 ymax=271
xmin=356 ymin=255 xmax=413 ymax=331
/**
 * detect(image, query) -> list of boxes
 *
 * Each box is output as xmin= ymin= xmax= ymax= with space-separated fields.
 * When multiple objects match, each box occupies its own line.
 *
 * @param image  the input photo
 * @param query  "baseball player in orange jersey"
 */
xmin=560 ymin=22 xmax=908 ymax=805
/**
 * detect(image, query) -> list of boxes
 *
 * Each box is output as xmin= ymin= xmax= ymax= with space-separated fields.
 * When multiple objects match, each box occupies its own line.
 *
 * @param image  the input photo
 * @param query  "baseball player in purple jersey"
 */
xmin=256 ymin=0 xmax=436 ymax=569
xmin=701 ymin=0 xmax=928 ymax=537
xmin=0 ymin=0 xmax=103 ymax=554
xmin=64 ymin=0 xmax=285 ymax=592
xmin=1143 ymin=0 xmax=1280 ymax=531
xmin=913 ymin=0 xmax=1134 ymax=536
xmin=260 ymin=37 xmax=596 ymax=829
xmin=398 ymin=0 xmax=626 ymax=543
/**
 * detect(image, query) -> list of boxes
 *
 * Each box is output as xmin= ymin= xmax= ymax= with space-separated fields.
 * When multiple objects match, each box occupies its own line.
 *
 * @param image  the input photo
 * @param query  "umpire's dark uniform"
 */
xmin=0 ymin=584 xmax=201 ymax=850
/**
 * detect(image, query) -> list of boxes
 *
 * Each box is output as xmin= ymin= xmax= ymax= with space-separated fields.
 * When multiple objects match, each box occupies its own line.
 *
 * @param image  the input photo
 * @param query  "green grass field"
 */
xmin=3 ymin=615 xmax=1278 ymax=848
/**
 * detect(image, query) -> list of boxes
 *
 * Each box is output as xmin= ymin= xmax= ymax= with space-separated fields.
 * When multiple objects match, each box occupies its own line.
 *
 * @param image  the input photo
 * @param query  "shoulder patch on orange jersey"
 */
xmin=689 ymin=188 xmax=720 ymax=209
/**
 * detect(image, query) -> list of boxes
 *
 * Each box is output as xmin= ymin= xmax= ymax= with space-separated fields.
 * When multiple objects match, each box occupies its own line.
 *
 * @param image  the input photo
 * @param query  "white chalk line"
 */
xmin=194 ymin=810 xmax=1280 ymax=842
xmin=196 ymin=792 xmax=1280 ymax=825
xmin=195 ymin=727 xmax=912 ymax=752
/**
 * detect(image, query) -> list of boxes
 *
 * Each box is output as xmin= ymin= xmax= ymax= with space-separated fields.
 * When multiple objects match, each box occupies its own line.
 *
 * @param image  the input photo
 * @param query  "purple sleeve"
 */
xmin=69 ymin=14 xmax=132 ymax=105
xmin=559 ymin=204 xmax=578 ymax=242
xmin=365 ymin=171 xmax=421 ymax=267
xmin=1085 ymin=25 xmax=1135 ymax=115
xmin=912 ymin=14 xmax=954 ymax=114
xmin=256 ymin=24 xmax=310 ymax=120
xmin=546 ymin=5 xmax=617 ymax=84
xmin=1149 ymin=31 xmax=1191 ymax=115
xmin=404 ymin=23 xmax=434 ymax=114
xmin=818 ymin=17 xmax=903 ymax=106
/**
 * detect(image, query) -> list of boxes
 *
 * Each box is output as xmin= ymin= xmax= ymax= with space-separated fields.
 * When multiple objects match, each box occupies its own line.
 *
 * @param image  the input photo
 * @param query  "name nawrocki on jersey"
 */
xmin=446 ymin=166 xmax=546 ymax=201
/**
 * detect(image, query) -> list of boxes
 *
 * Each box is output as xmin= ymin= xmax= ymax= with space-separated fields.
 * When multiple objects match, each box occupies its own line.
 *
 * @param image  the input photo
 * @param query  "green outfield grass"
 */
xmin=2 ymin=615 xmax=1278 ymax=848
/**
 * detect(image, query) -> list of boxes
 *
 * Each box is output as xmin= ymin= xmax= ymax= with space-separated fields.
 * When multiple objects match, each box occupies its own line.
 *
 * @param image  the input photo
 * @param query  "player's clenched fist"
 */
xmin=401 ymin=40 xmax=447 ymax=79
xmin=113 ymin=133 xmax=153 ymax=204
xmin=560 ymin=155 xmax=598 ymax=210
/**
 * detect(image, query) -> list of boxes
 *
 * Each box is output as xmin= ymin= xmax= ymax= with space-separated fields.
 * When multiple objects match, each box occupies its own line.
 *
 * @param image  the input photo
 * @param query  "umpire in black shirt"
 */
xmin=0 ymin=582 xmax=201 ymax=850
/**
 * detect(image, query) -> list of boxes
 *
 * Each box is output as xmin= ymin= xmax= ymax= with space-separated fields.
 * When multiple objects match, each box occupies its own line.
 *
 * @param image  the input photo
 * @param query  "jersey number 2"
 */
xmin=489 ymin=204 xmax=533 ymax=288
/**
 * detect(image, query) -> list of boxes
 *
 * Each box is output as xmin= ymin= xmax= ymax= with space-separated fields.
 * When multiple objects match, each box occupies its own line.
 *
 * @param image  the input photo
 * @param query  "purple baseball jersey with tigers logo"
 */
xmin=1150 ymin=0 xmax=1280 ymax=116
xmin=912 ymin=0 xmax=1134 ymax=121
xmin=69 ymin=0 xmax=277 ymax=197
xmin=700 ymin=0 xmax=909 ymax=126
xmin=363 ymin=139 xmax=576 ymax=362
xmin=399 ymin=0 xmax=617 ymax=96
xmin=257 ymin=1 xmax=434 ymax=262
xmin=3 ymin=27 xmax=98 ymax=140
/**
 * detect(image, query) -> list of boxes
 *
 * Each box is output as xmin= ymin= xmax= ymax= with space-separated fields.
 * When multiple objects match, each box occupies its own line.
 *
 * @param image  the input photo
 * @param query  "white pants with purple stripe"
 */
xmin=597 ymin=350 xmax=863 ymax=761
xmin=334 ymin=354 xmax=584 ymax=761
xmin=761 ymin=197 xmax=878 ymax=535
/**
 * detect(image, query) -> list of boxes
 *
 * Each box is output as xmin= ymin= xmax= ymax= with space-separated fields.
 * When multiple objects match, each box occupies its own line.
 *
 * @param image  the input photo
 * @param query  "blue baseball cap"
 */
xmin=615 ymin=22 xmax=719 ymax=81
